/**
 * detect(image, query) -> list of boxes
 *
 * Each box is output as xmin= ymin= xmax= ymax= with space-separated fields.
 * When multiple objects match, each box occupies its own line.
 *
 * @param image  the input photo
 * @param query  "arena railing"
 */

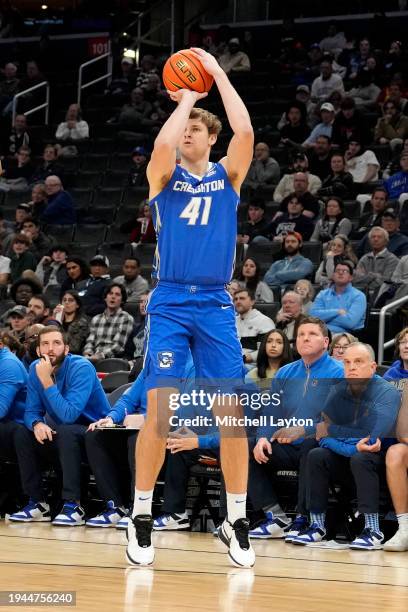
xmin=77 ymin=43 xmax=112 ymax=106
xmin=12 ymin=81 xmax=50 ymax=126
xmin=378 ymin=295 xmax=408 ymax=365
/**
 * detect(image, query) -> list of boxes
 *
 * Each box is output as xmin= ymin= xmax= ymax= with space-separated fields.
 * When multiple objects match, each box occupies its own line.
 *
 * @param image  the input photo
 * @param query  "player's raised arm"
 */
xmin=190 ymin=47 xmax=254 ymax=191
xmin=147 ymin=89 xmax=207 ymax=196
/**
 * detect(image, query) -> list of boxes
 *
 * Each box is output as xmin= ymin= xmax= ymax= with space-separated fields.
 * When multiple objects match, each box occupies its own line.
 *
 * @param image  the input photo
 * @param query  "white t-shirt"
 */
xmin=346 ymin=150 xmax=379 ymax=183
xmin=0 ymin=255 xmax=11 ymax=274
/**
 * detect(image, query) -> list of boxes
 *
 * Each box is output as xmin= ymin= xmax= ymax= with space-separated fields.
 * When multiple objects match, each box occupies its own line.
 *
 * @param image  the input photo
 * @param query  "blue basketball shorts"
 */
xmin=143 ymin=281 xmax=245 ymax=390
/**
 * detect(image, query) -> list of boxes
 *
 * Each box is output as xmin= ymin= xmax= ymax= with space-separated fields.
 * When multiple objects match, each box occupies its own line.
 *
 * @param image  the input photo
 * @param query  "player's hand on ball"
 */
xmin=189 ymin=47 xmax=224 ymax=77
xmin=167 ymin=89 xmax=208 ymax=104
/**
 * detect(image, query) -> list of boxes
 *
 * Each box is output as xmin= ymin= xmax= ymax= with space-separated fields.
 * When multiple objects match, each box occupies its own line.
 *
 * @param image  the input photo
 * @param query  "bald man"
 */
xmin=292 ymin=342 xmax=401 ymax=550
xmin=41 ymin=176 xmax=76 ymax=225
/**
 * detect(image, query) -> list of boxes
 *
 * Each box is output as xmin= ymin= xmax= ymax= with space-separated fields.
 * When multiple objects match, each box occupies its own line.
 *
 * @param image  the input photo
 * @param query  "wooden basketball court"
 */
xmin=1 ymin=521 xmax=407 ymax=611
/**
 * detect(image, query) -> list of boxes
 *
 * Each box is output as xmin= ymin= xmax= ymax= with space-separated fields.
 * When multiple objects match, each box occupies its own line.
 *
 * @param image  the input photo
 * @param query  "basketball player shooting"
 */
xmin=126 ymin=47 xmax=255 ymax=568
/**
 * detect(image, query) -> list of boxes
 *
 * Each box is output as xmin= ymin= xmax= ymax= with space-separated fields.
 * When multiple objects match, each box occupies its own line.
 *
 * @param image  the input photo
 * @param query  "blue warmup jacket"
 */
xmin=319 ymin=375 xmax=401 ymax=456
xmin=256 ymin=352 xmax=344 ymax=441
xmin=25 ymin=353 xmax=110 ymax=429
xmin=309 ymin=284 xmax=366 ymax=333
xmin=383 ymin=360 xmax=408 ymax=383
xmin=0 ymin=348 xmax=27 ymax=425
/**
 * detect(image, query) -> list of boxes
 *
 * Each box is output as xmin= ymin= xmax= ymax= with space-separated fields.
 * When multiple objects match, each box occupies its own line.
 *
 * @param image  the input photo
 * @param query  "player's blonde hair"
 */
xmin=189 ymin=108 xmax=222 ymax=135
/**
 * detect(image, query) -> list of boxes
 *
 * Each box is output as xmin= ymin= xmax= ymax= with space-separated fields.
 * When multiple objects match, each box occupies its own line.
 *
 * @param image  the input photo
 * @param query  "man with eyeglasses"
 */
xmin=310 ymin=260 xmax=367 ymax=334
xmin=40 ymin=176 xmax=76 ymax=225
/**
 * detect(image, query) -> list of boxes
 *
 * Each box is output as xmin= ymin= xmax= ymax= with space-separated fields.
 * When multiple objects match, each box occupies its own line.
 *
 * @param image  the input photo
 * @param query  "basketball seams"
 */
xmin=168 ymin=55 xmax=201 ymax=91
xmin=163 ymin=50 xmax=213 ymax=94
xmin=178 ymin=51 xmax=207 ymax=91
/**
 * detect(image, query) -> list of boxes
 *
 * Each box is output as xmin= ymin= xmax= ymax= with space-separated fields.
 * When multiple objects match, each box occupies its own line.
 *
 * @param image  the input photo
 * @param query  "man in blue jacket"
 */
xmin=40 ymin=175 xmax=76 ymax=225
xmin=249 ymin=317 xmax=344 ymax=540
xmin=263 ymin=232 xmax=314 ymax=289
xmin=10 ymin=326 xmax=110 ymax=526
xmin=291 ymin=342 xmax=400 ymax=550
xmin=310 ymin=259 xmax=367 ymax=334
xmin=0 ymin=338 xmax=50 ymax=519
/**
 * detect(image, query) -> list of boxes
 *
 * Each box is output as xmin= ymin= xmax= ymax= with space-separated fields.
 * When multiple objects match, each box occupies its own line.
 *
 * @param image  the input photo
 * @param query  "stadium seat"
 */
xmin=43 ymin=224 xmax=75 ymax=243
xmin=95 ymin=358 xmax=130 ymax=373
xmin=81 ymin=155 xmax=110 ymax=173
xmin=74 ymin=224 xmax=107 ymax=244
xmin=71 ymin=188 xmax=93 ymax=208
xmin=104 ymin=224 xmax=125 ymax=243
xmin=75 ymin=171 xmax=102 ymax=189
xmin=134 ymin=243 xmax=156 ymax=270
xmin=93 ymin=188 xmax=123 ymax=208
xmin=101 ymin=371 xmax=130 ymax=393
xmin=301 ymin=242 xmax=322 ymax=266
xmin=98 ymin=242 xmax=133 ymax=265
xmin=102 ymin=172 xmax=128 ymax=188
xmin=107 ymin=382 xmax=133 ymax=407
xmin=255 ymin=302 xmax=280 ymax=321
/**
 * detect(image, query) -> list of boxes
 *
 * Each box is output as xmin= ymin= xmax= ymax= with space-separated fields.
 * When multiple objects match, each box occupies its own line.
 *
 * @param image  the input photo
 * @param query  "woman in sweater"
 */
xmin=53 ymin=290 xmax=90 ymax=355
xmin=310 ymin=197 xmax=352 ymax=243
xmin=236 ymin=257 xmax=274 ymax=303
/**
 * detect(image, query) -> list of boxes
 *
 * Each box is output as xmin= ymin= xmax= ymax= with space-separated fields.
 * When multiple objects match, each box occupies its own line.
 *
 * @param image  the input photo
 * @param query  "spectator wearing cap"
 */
xmin=105 ymin=56 xmax=136 ymax=96
xmin=310 ymin=260 xmax=366 ymax=334
xmin=243 ymin=142 xmax=280 ymax=190
xmin=307 ymin=134 xmax=332 ymax=181
xmin=21 ymin=218 xmax=54 ymax=261
xmin=344 ymin=140 xmax=379 ymax=184
xmin=354 ymin=227 xmax=399 ymax=303
xmin=76 ymin=255 xmax=111 ymax=317
xmin=30 ymin=143 xmax=65 ymax=185
xmin=9 ymin=233 xmax=37 ymax=284
xmin=278 ymin=172 xmax=320 ymax=219
xmin=256 ymin=194 xmax=314 ymax=243
xmin=279 ymin=103 xmax=311 ymax=145
xmin=7 ymin=305 xmax=30 ymax=343
xmin=303 ymin=102 xmax=336 ymax=148
xmin=40 ymin=176 xmax=76 ymax=225
xmin=128 ymin=146 xmax=149 ymax=187
xmin=273 ymin=153 xmax=321 ymax=202
xmin=35 ymin=245 xmax=68 ymax=290
xmin=113 ymin=257 xmax=149 ymax=303
xmin=331 ymin=97 xmax=370 ymax=148
xmin=135 ymin=55 xmax=159 ymax=90
xmin=55 ymin=104 xmax=89 ymax=142
xmin=311 ymin=59 xmax=344 ymax=105
xmin=83 ymin=283 xmax=134 ymax=362
xmin=218 ymin=38 xmax=251 ymax=74
xmin=237 ymin=199 xmax=270 ymax=245
xmin=0 ymin=147 xmax=35 ymax=192
xmin=317 ymin=153 xmax=354 ymax=199
xmin=264 ymin=232 xmax=314 ymax=289
xmin=358 ymin=209 xmax=408 ymax=258
xmin=374 ymin=100 xmax=408 ymax=150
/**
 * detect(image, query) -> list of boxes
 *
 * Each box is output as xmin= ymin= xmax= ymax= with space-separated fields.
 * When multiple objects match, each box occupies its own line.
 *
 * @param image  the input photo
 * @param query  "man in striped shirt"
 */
xmin=83 ymin=283 xmax=134 ymax=362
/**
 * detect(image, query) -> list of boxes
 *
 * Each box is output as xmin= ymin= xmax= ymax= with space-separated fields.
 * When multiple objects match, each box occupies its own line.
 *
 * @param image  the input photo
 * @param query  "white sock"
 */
xmin=226 ymin=492 xmax=247 ymax=524
xmin=397 ymin=513 xmax=408 ymax=531
xmin=132 ymin=489 xmax=154 ymax=517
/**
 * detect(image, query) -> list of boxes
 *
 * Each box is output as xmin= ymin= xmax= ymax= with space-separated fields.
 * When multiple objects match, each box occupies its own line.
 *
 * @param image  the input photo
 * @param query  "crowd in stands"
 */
xmin=1 ymin=18 xmax=408 ymax=551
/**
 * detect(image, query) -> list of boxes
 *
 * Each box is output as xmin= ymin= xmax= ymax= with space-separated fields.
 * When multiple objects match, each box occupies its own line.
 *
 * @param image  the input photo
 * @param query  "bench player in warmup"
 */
xmin=126 ymin=47 xmax=255 ymax=567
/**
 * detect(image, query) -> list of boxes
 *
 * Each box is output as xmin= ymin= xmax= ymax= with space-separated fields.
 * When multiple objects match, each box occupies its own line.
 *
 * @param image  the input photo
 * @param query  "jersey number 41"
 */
xmin=180 ymin=196 xmax=212 ymax=225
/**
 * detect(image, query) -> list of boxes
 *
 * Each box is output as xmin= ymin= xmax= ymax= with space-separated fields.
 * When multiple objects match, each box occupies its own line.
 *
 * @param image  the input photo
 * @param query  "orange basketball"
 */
xmin=162 ymin=49 xmax=214 ymax=93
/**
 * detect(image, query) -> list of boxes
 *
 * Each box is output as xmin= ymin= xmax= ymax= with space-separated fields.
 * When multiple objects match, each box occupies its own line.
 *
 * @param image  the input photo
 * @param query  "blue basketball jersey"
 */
xmin=149 ymin=162 xmax=239 ymax=285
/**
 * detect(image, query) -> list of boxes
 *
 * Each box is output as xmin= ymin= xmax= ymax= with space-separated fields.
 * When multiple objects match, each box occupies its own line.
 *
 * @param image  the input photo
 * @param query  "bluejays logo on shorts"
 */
xmin=158 ymin=351 xmax=174 ymax=369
